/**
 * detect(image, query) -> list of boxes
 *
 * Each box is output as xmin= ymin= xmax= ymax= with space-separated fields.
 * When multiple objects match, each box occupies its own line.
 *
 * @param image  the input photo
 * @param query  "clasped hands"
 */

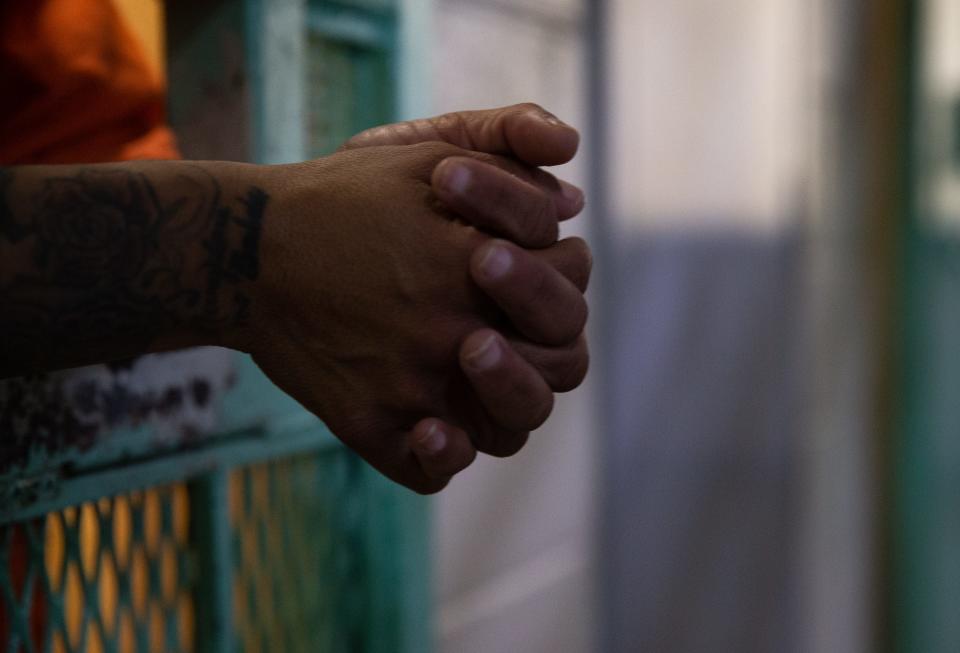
xmin=246 ymin=104 xmax=590 ymax=493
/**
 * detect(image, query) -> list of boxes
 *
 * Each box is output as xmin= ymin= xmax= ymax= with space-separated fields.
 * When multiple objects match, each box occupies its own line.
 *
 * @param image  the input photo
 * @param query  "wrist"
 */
xmin=223 ymin=159 xmax=340 ymax=355
xmin=154 ymin=160 xmax=275 ymax=354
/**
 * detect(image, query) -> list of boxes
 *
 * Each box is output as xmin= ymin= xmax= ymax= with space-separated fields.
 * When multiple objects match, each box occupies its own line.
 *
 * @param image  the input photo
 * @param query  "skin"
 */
xmin=335 ymin=103 xmax=591 ymax=491
xmin=0 ymin=104 xmax=591 ymax=493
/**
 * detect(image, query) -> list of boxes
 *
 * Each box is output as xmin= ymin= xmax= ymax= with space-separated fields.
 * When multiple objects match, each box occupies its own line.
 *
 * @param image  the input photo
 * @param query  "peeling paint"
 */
xmin=0 ymin=347 xmax=235 ymax=475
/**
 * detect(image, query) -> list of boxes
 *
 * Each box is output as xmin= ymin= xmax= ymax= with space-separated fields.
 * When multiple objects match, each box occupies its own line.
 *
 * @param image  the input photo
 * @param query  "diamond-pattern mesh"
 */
xmin=230 ymin=451 xmax=369 ymax=653
xmin=306 ymin=35 xmax=393 ymax=158
xmin=0 ymin=486 xmax=196 ymax=653
xmin=307 ymin=36 xmax=356 ymax=158
xmin=3 ymin=3 xmax=413 ymax=652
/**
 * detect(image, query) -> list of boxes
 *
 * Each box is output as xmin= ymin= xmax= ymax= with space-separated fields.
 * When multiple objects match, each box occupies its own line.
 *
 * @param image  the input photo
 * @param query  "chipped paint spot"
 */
xmin=190 ymin=378 xmax=211 ymax=409
xmin=0 ymin=347 xmax=235 ymax=475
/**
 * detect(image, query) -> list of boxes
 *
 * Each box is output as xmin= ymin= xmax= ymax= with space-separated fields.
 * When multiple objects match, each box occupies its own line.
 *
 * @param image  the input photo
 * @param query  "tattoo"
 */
xmin=203 ymin=187 xmax=268 ymax=325
xmin=0 ymin=164 xmax=269 ymax=376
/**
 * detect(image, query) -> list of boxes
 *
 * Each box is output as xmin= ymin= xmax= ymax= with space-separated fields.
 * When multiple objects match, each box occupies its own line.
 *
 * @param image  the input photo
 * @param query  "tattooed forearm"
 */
xmin=0 ymin=162 xmax=268 ymax=377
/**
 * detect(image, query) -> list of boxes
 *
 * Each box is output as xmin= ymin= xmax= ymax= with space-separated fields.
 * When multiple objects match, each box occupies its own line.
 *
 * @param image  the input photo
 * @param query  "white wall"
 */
xmin=603 ymin=2 xmax=878 ymax=651
xmin=430 ymin=2 xmax=597 ymax=652
xmin=609 ymin=0 xmax=813 ymax=233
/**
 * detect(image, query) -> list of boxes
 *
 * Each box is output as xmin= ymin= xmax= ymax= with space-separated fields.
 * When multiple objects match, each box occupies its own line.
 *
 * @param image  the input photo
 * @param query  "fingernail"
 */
xmin=465 ymin=334 xmax=501 ymax=371
xmin=559 ymin=181 xmax=585 ymax=211
xmin=479 ymin=244 xmax=512 ymax=280
xmin=419 ymin=422 xmax=447 ymax=453
xmin=443 ymin=162 xmax=471 ymax=195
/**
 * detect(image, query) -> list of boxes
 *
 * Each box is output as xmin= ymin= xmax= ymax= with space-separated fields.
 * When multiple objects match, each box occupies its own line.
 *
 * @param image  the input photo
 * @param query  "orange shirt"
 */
xmin=0 ymin=5 xmax=178 ymax=647
xmin=0 ymin=0 xmax=179 ymax=164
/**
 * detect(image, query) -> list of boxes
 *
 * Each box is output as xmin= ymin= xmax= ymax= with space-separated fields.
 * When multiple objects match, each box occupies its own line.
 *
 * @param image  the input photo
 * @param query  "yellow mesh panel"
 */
xmin=0 ymin=485 xmax=196 ymax=653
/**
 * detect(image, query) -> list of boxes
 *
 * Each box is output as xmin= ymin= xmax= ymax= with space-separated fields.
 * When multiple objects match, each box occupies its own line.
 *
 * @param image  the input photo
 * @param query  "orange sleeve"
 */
xmin=0 ymin=0 xmax=181 ymax=165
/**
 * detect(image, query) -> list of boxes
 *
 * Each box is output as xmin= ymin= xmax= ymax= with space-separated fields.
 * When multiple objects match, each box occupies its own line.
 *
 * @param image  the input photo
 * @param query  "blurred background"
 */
xmin=3 ymin=0 xmax=960 ymax=652
xmin=432 ymin=1 xmax=957 ymax=651
xmin=428 ymin=1 xmax=885 ymax=652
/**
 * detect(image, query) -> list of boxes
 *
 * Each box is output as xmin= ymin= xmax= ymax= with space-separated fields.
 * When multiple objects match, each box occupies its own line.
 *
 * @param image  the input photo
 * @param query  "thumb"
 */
xmin=340 ymin=103 xmax=579 ymax=166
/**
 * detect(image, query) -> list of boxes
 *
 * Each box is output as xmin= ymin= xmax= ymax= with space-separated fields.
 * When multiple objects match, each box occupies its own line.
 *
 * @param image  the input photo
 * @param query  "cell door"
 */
xmin=897 ymin=0 xmax=960 ymax=651
xmin=0 ymin=1 xmax=431 ymax=652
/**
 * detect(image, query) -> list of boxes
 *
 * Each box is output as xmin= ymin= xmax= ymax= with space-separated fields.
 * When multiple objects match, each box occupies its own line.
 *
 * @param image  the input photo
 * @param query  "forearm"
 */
xmin=0 ymin=160 xmax=269 ymax=377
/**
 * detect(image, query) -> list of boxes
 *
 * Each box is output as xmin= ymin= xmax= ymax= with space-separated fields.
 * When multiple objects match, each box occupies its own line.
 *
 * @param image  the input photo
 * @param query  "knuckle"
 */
xmin=570 ymin=236 xmax=593 ymax=265
xmin=478 ymin=426 xmax=530 ymax=458
xmin=552 ymin=347 xmax=590 ymax=392
xmin=389 ymin=369 xmax=441 ymax=414
xmin=339 ymin=126 xmax=377 ymax=150
xmin=578 ymin=244 xmax=594 ymax=289
xmin=432 ymin=112 xmax=478 ymax=150
xmin=522 ymin=260 xmax=551 ymax=304
xmin=425 ymin=441 xmax=477 ymax=477
xmin=489 ymin=383 xmax=554 ymax=433
xmin=531 ymin=281 xmax=582 ymax=346
xmin=467 ymin=151 xmax=502 ymax=168
xmin=491 ymin=186 xmax=556 ymax=246
xmin=338 ymin=409 xmax=389 ymax=443
xmin=564 ymin=237 xmax=593 ymax=290
xmin=340 ymin=123 xmax=413 ymax=150
xmin=412 ymin=477 xmax=450 ymax=495
xmin=529 ymin=166 xmax=560 ymax=189
xmin=486 ymin=176 xmax=516 ymax=215
xmin=529 ymin=392 xmax=555 ymax=430
xmin=514 ymin=101 xmax=545 ymax=115
xmin=447 ymin=446 xmax=478 ymax=475
xmin=338 ymin=135 xmax=363 ymax=151
xmin=413 ymin=140 xmax=463 ymax=162
xmin=570 ymin=299 xmax=590 ymax=338
xmin=547 ymin=305 xmax=587 ymax=347
xmin=527 ymin=194 xmax=559 ymax=246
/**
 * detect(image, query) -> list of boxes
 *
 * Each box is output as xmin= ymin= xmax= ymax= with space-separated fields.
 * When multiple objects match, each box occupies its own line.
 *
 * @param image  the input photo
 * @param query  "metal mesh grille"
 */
xmin=0 ymin=487 xmax=196 ymax=653
xmin=307 ymin=36 xmax=356 ymax=157
xmin=230 ymin=452 xmax=368 ymax=653
xmin=306 ymin=36 xmax=393 ymax=158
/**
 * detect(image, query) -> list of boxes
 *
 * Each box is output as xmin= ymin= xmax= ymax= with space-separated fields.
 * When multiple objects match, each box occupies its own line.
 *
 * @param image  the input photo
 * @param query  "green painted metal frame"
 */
xmin=2 ymin=0 xmax=433 ymax=651
xmin=218 ymin=1 xmax=432 ymax=651
xmin=896 ymin=0 xmax=960 ymax=651
xmin=194 ymin=472 xmax=235 ymax=653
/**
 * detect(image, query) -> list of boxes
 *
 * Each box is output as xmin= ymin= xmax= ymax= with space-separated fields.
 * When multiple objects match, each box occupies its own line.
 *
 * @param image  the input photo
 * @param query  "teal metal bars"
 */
xmin=897 ymin=0 xmax=960 ymax=651
xmin=0 ymin=486 xmax=197 ymax=653
xmin=1 ymin=0 xmax=431 ymax=651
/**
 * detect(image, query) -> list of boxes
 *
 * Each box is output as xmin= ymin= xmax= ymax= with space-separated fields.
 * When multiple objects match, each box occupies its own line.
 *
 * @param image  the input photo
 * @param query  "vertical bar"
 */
xmin=397 ymin=0 xmax=433 ymax=121
xmin=247 ymin=0 xmax=307 ymax=163
xmin=395 ymin=491 xmax=431 ymax=653
xmin=584 ymin=1 xmax=617 ymax=652
xmin=896 ymin=1 xmax=942 ymax=652
xmin=803 ymin=1 xmax=910 ymax=651
xmin=801 ymin=0 xmax=871 ymax=649
xmin=896 ymin=0 xmax=922 ymax=644
xmin=859 ymin=1 xmax=911 ymax=650
xmin=395 ymin=2 xmax=434 ymax=650
xmin=192 ymin=471 xmax=235 ymax=653
xmin=363 ymin=470 xmax=430 ymax=653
